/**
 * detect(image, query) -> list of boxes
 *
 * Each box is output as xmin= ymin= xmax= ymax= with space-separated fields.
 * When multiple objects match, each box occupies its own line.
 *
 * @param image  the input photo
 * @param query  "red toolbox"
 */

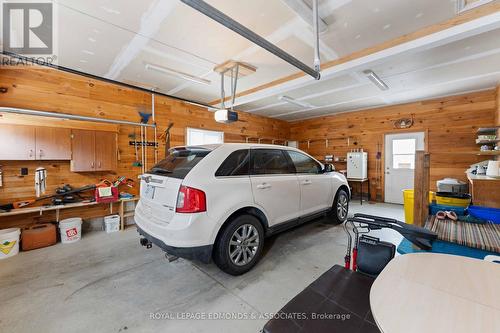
xmin=21 ymin=223 xmax=57 ymax=251
xmin=95 ymin=186 xmax=119 ymax=203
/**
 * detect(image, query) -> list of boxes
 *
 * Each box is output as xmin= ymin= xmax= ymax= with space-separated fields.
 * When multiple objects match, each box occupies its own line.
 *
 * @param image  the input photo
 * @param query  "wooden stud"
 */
xmin=213 ymin=60 xmax=257 ymax=77
xmin=413 ymin=151 xmax=430 ymax=227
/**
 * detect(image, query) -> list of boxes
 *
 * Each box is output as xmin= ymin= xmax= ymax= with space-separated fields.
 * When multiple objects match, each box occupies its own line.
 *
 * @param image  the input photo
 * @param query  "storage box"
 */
xmin=429 ymin=204 xmax=467 ymax=217
xmin=95 ymin=186 xmax=119 ymax=203
xmin=468 ymin=206 xmax=500 ymax=224
xmin=435 ymin=192 xmax=471 ymax=207
xmin=21 ymin=224 xmax=56 ymax=251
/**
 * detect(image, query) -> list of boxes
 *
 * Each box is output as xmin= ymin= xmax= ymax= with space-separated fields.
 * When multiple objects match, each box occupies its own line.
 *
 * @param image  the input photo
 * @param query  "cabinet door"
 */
xmin=71 ymin=129 xmax=95 ymax=172
xmin=0 ymin=124 xmax=36 ymax=160
xmin=35 ymin=127 xmax=72 ymax=160
xmin=95 ymin=131 xmax=117 ymax=171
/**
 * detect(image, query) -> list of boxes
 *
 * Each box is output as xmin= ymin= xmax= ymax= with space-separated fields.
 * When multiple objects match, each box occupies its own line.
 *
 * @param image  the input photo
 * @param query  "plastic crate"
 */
xmin=468 ymin=206 xmax=500 ymax=224
xmin=429 ymin=204 xmax=467 ymax=217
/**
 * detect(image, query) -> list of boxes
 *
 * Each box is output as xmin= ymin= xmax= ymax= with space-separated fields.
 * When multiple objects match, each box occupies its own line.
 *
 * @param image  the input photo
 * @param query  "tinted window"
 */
xmin=251 ymin=149 xmax=292 ymax=175
xmin=148 ymin=147 xmax=211 ymax=179
xmin=287 ymin=151 xmax=322 ymax=174
xmin=215 ymin=149 xmax=250 ymax=176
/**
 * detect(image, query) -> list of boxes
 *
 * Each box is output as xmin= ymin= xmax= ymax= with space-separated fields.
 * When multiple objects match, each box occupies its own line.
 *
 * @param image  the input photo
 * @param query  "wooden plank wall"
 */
xmin=289 ymin=90 xmax=497 ymax=201
xmin=0 ymin=66 xmax=289 ymax=228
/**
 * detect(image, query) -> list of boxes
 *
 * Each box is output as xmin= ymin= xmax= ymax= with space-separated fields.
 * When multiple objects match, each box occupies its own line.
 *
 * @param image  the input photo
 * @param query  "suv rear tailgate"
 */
xmin=137 ymin=174 xmax=182 ymax=225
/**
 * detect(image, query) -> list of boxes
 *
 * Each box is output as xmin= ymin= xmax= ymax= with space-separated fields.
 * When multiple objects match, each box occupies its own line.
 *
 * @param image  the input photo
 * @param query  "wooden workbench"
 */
xmin=0 ymin=197 xmax=139 ymax=230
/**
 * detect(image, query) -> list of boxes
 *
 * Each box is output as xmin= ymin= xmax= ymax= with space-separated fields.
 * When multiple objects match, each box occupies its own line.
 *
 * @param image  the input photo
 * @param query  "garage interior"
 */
xmin=1 ymin=0 xmax=500 ymax=332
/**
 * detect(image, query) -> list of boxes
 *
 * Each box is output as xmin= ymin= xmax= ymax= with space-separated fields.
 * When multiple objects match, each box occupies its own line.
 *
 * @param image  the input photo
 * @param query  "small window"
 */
xmin=148 ymin=147 xmax=211 ymax=179
xmin=286 ymin=151 xmax=322 ymax=174
xmin=186 ymin=128 xmax=224 ymax=146
xmin=392 ymin=139 xmax=416 ymax=169
xmin=215 ymin=149 xmax=250 ymax=176
xmin=251 ymin=149 xmax=292 ymax=175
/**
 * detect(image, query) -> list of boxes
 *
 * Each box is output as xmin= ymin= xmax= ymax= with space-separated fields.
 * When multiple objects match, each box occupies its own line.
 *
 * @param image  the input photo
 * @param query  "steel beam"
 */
xmin=0 ymin=107 xmax=157 ymax=128
xmin=180 ymin=0 xmax=321 ymax=80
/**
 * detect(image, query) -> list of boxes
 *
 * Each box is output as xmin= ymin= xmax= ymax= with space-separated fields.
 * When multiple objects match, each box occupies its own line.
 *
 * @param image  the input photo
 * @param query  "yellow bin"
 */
xmin=435 ymin=195 xmax=470 ymax=207
xmin=403 ymin=190 xmax=435 ymax=224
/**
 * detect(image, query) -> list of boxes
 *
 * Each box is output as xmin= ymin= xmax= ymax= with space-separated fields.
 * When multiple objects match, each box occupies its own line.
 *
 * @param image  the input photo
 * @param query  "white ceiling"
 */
xmin=6 ymin=0 xmax=500 ymax=121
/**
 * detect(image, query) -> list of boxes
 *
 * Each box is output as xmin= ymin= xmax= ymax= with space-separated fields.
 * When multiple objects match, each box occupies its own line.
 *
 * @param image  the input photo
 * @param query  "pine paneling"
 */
xmin=0 ymin=66 xmax=289 ymax=228
xmin=289 ymin=90 xmax=497 ymax=201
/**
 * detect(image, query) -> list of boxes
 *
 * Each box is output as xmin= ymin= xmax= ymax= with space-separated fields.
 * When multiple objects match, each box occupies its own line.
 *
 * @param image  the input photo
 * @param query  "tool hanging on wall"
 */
xmin=159 ymin=123 xmax=174 ymax=158
xmin=129 ymin=130 xmax=142 ymax=167
xmin=35 ymin=167 xmax=47 ymax=198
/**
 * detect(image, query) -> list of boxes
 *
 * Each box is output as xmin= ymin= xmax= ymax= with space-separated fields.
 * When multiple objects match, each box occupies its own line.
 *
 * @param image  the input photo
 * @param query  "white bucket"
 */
xmin=104 ymin=215 xmax=120 ymax=233
xmin=59 ymin=218 xmax=82 ymax=244
xmin=0 ymin=228 xmax=21 ymax=259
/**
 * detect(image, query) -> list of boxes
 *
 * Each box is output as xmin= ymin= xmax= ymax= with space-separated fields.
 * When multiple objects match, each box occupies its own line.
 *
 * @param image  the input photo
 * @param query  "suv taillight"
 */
xmin=176 ymin=186 xmax=206 ymax=213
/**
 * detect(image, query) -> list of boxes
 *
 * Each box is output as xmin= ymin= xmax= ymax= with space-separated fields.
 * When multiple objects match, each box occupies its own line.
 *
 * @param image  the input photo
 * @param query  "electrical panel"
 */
xmin=347 ymin=152 xmax=368 ymax=179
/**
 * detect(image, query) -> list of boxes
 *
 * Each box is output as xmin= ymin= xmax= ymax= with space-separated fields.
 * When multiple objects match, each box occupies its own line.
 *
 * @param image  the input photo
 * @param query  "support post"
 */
xmin=413 ymin=151 xmax=430 ymax=227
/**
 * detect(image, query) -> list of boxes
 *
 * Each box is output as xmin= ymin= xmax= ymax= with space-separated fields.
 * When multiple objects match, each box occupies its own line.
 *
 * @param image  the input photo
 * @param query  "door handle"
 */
xmin=302 ymin=180 xmax=312 ymax=185
xmin=256 ymin=183 xmax=271 ymax=189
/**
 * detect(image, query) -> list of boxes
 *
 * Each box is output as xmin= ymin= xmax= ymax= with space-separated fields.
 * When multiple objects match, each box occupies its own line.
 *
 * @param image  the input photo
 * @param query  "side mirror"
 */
xmin=323 ymin=163 xmax=335 ymax=173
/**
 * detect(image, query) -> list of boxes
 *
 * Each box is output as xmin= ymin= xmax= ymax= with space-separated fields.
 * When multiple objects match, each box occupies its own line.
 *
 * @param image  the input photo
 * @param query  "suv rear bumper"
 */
xmin=137 ymin=226 xmax=213 ymax=263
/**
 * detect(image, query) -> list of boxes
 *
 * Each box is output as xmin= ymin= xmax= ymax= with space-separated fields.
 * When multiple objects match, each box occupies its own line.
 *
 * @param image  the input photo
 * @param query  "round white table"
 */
xmin=370 ymin=253 xmax=500 ymax=333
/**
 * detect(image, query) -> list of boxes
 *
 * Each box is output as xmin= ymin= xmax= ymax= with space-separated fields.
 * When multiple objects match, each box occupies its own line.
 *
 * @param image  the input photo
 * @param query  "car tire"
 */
xmin=328 ymin=189 xmax=349 ymax=225
xmin=213 ymin=214 xmax=265 ymax=276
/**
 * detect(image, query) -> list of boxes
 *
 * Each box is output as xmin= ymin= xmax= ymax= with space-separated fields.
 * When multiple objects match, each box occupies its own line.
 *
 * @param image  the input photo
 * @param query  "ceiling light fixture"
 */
xmin=279 ymin=95 xmax=315 ymax=108
xmin=363 ymin=70 xmax=389 ymax=91
xmin=145 ymin=63 xmax=211 ymax=86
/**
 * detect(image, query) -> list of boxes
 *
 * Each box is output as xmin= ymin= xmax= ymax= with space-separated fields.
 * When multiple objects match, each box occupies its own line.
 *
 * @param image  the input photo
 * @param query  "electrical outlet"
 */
xmin=20 ymin=168 xmax=28 ymax=176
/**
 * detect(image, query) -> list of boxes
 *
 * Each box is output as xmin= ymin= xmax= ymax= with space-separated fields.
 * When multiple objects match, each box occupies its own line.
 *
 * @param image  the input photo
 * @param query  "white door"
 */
xmin=384 ymin=132 xmax=425 ymax=204
xmin=285 ymin=150 xmax=331 ymax=216
xmin=250 ymin=149 xmax=301 ymax=225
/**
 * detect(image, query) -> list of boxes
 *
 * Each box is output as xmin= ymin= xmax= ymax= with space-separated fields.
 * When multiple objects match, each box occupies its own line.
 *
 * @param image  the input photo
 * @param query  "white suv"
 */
xmin=135 ymin=144 xmax=350 ymax=275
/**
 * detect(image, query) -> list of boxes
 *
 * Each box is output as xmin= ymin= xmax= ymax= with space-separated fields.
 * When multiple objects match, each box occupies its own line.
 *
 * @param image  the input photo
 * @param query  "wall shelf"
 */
xmin=477 ymin=126 xmax=500 ymax=134
xmin=477 ymin=150 xmax=500 ymax=156
xmin=476 ymin=139 xmax=499 ymax=144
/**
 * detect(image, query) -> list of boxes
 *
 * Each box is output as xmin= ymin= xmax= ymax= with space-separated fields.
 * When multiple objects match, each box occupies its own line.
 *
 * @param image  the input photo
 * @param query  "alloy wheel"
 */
xmin=337 ymin=194 xmax=348 ymax=220
xmin=228 ymin=224 xmax=260 ymax=266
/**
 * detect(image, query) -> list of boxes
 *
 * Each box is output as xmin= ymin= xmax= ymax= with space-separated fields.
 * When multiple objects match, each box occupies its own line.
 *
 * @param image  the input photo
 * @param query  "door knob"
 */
xmin=257 ymin=183 xmax=271 ymax=189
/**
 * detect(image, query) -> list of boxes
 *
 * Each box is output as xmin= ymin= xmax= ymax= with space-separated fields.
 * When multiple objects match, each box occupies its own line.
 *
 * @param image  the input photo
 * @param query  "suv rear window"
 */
xmin=148 ymin=147 xmax=211 ymax=179
xmin=215 ymin=149 xmax=250 ymax=176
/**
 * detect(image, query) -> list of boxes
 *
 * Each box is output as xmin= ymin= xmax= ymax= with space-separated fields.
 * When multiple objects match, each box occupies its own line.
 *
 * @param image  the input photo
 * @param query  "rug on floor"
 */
xmin=425 ymin=216 xmax=500 ymax=253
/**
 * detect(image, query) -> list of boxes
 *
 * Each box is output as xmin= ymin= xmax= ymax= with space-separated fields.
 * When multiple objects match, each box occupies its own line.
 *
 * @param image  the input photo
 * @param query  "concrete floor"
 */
xmin=0 ymin=202 xmax=404 ymax=333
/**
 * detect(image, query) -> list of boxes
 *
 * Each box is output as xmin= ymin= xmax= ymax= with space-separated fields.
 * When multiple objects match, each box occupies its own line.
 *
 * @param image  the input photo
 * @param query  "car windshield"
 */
xmin=149 ymin=147 xmax=211 ymax=179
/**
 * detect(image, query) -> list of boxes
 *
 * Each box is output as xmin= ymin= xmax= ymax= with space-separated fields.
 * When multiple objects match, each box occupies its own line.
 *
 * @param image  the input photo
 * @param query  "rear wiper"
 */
xmin=150 ymin=168 xmax=172 ymax=175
